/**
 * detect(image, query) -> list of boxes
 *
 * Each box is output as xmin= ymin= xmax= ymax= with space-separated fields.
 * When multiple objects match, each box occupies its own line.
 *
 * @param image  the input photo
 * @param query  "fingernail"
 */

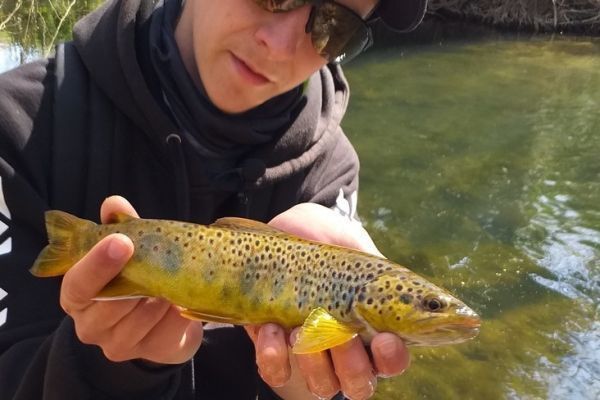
xmin=107 ymin=235 xmax=130 ymax=261
xmin=344 ymin=376 xmax=376 ymax=400
xmin=289 ymin=328 xmax=300 ymax=346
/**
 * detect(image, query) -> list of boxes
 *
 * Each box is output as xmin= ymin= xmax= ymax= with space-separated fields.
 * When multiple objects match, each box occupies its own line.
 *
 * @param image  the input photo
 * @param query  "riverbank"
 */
xmin=427 ymin=0 xmax=600 ymax=34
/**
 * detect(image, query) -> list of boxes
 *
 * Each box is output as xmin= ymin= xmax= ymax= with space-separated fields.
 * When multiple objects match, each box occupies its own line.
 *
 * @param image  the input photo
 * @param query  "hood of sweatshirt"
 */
xmin=71 ymin=0 xmax=351 ymax=189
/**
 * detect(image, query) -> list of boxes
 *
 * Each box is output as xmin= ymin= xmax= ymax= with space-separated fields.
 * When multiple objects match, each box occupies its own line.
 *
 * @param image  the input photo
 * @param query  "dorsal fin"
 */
xmin=107 ymin=212 xmax=137 ymax=224
xmin=212 ymin=217 xmax=283 ymax=234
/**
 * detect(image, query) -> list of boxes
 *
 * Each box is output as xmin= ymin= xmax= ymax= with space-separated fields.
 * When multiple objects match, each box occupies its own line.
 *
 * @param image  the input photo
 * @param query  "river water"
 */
xmin=1 ymin=3 xmax=599 ymax=399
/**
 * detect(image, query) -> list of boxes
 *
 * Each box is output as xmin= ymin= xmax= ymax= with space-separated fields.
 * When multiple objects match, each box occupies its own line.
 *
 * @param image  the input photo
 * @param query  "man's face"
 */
xmin=177 ymin=0 xmax=377 ymax=114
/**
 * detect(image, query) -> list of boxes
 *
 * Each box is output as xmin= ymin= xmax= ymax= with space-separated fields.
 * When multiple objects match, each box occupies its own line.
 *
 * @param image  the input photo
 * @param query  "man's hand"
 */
xmin=59 ymin=195 xmax=204 ymax=364
xmin=246 ymin=203 xmax=410 ymax=400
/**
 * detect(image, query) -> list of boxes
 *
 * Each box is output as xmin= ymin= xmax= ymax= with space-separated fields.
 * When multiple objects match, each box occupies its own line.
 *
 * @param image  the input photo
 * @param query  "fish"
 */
xmin=30 ymin=210 xmax=481 ymax=354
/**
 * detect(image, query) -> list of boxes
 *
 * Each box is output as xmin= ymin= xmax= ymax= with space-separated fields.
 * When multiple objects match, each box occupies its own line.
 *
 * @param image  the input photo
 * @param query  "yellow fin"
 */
xmin=108 ymin=212 xmax=136 ymax=224
xmin=94 ymin=275 xmax=149 ymax=300
xmin=292 ymin=307 xmax=358 ymax=354
xmin=212 ymin=217 xmax=283 ymax=234
xmin=179 ymin=309 xmax=236 ymax=324
xmin=30 ymin=210 xmax=96 ymax=277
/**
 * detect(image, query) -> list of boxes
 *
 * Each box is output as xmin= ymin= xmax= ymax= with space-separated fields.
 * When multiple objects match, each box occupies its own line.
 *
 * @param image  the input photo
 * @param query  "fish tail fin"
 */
xmin=30 ymin=210 xmax=96 ymax=277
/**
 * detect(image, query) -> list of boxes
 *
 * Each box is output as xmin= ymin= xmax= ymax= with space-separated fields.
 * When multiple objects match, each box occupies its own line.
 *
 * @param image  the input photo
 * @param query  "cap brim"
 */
xmin=375 ymin=0 xmax=428 ymax=32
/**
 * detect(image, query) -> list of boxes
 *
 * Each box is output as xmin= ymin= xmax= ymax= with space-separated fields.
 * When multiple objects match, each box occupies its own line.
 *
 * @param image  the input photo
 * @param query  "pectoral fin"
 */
xmin=292 ymin=307 xmax=358 ymax=354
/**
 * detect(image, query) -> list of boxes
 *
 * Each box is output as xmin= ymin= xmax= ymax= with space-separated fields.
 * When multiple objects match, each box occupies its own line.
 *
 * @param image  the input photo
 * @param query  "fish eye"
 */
xmin=423 ymin=296 xmax=445 ymax=312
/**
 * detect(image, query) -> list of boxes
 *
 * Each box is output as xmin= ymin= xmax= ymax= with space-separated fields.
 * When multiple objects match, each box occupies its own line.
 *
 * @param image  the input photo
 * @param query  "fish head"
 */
xmin=354 ymin=272 xmax=480 ymax=346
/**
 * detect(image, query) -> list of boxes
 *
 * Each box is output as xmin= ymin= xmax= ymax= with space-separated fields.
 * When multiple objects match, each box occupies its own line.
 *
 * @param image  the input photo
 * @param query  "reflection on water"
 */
xmin=1 ymin=5 xmax=599 ymax=399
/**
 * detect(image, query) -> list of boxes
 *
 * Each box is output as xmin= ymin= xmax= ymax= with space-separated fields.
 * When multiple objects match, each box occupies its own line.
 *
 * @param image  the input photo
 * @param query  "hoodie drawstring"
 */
xmin=166 ymin=133 xmax=191 ymax=220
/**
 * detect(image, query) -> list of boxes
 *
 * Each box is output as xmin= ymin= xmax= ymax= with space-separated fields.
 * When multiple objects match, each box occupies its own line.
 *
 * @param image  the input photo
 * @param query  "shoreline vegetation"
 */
xmin=428 ymin=0 xmax=600 ymax=34
xmin=0 ymin=0 xmax=598 ymax=60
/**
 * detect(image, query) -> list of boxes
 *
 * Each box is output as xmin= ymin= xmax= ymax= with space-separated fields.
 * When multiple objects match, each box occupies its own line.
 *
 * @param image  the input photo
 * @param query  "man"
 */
xmin=0 ymin=0 xmax=427 ymax=399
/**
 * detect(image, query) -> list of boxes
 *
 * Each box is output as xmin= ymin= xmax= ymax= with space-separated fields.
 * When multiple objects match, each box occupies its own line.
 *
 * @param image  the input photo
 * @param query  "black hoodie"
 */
xmin=0 ymin=0 xmax=359 ymax=398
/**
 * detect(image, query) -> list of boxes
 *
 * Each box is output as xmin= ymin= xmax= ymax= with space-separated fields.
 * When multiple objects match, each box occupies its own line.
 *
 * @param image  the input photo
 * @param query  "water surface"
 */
xmin=343 ymin=36 xmax=600 ymax=399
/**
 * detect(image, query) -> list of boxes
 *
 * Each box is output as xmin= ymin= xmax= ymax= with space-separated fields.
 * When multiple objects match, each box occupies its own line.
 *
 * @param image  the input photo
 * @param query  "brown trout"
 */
xmin=30 ymin=210 xmax=481 ymax=353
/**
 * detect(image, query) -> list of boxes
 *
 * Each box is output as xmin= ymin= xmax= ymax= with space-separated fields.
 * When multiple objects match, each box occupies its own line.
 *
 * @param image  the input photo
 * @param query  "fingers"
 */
xmin=370 ymin=333 xmax=410 ymax=378
xmin=101 ymin=195 xmax=139 ymax=223
xmin=136 ymin=305 xmax=204 ymax=364
xmin=293 ymin=330 xmax=340 ymax=399
xmin=268 ymin=203 xmax=383 ymax=257
xmin=255 ymin=324 xmax=291 ymax=387
xmin=60 ymin=233 xmax=134 ymax=314
xmin=330 ymin=338 xmax=377 ymax=400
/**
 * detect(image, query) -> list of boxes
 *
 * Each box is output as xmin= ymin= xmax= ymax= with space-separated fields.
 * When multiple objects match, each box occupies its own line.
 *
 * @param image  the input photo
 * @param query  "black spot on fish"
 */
xmin=153 ymin=246 xmax=159 ymax=252
xmin=413 ymin=281 xmax=421 ymax=286
xmin=155 ymin=227 xmax=162 ymax=233
xmin=237 ymin=238 xmax=242 ymax=245
xmin=358 ymin=293 xmax=366 ymax=302
xmin=408 ymin=288 xmax=413 ymax=292
xmin=378 ymin=287 xmax=384 ymax=293
xmin=366 ymin=273 xmax=374 ymax=280
xmin=217 ymin=232 xmax=222 ymax=238
xmin=367 ymin=298 xmax=374 ymax=305
xmin=417 ymin=289 xmax=423 ymax=294
xmin=400 ymin=294 xmax=412 ymax=304
xmin=396 ymin=316 xmax=401 ymax=321
xmin=396 ymin=284 xmax=403 ymax=291
xmin=138 ymin=231 xmax=144 ymax=236
xmin=255 ymin=240 xmax=260 ymax=246
xmin=380 ymin=298 xmax=386 ymax=305
xmin=187 ymin=232 xmax=193 ymax=238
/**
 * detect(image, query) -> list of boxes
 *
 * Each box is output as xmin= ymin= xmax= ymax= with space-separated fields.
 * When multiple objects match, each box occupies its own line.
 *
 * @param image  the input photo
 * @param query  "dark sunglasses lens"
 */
xmin=311 ymin=3 xmax=370 ymax=64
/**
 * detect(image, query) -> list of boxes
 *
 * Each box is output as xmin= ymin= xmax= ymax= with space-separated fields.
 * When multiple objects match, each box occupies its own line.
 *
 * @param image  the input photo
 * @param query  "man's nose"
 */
xmin=254 ymin=5 xmax=313 ymax=61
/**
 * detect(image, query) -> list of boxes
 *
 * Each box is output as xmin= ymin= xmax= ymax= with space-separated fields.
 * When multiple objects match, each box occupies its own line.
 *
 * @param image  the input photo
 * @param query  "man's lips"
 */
xmin=230 ymin=52 xmax=271 ymax=85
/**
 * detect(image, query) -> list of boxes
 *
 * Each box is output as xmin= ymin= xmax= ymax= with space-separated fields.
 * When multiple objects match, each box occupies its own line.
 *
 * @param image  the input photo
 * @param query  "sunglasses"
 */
xmin=254 ymin=0 xmax=374 ymax=64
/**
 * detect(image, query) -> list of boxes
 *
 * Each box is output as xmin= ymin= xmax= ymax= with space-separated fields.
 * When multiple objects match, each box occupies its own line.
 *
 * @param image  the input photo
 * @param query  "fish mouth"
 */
xmin=404 ymin=315 xmax=481 ymax=346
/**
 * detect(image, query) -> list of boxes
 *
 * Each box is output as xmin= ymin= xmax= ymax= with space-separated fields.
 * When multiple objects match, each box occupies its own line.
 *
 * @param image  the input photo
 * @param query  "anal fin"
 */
xmin=93 ymin=275 xmax=149 ymax=300
xmin=179 ymin=308 xmax=236 ymax=324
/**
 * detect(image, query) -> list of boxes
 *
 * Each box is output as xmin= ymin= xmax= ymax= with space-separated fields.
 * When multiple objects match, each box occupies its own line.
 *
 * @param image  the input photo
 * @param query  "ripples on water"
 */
xmin=343 ymin=35 xmax=600 ymax=399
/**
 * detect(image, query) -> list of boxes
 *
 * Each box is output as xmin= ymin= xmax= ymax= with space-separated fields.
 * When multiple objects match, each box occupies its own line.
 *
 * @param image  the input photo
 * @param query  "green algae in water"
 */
xmin=343 ymin=36 xmax=600 ymax=399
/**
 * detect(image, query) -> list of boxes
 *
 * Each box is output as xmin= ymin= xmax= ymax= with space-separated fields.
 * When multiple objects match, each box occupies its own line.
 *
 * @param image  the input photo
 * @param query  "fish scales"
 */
xmin=30 ymin=211 xmax=481 ymax=353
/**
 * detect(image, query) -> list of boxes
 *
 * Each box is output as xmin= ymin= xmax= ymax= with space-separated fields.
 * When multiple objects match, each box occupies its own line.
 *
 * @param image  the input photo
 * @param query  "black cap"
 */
xmin=373 ymin=0 xmax=428 ymax=32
